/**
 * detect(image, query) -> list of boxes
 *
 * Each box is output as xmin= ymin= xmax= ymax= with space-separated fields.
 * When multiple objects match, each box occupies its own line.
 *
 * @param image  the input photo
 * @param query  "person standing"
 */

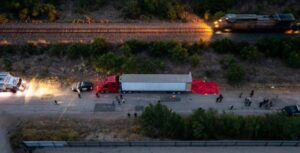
xmin=216 ymin=96 xmax=220 ymax=103
xmin=250 ymin=90 xmax=254 ymax=97
xmin=219 ymin=94 xmax=224 ymax=102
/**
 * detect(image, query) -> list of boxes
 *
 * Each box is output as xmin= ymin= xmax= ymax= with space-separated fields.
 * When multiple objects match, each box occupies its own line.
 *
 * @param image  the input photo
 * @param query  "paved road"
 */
xmin=0 ymin=89 xmax=299 ymax=117
xmin=0 ymin=88 xmax=299 ymax=153
xmin=34 ymin=146 xmax=300 ymax=153
xmin=0 ymin=116 xmax=15 ymax=153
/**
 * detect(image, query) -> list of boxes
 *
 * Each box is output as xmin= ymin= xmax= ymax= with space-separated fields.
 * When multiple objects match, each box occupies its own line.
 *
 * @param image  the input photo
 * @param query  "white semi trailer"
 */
xmin=119 ymin=73 xmax=192 ymax=93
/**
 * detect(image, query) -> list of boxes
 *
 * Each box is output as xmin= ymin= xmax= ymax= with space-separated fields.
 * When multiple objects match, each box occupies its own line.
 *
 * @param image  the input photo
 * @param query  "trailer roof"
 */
xmin=120 ymin=73 xmax=192 ymax=83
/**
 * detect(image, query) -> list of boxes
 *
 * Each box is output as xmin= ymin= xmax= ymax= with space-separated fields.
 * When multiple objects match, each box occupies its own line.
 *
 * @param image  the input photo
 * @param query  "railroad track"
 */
xmin=0 ymin=27 xmax=211 ymax=33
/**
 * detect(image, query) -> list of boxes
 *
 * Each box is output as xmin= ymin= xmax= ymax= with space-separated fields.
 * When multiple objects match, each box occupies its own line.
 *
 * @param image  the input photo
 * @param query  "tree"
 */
xmin=210 ymin=39 xmax=237 ymax=54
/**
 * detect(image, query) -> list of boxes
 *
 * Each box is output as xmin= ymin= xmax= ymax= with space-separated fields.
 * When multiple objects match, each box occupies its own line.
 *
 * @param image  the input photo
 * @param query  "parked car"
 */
xmin=282 ymin=105 xmax=300 ymax=116
xmin=71 ymin=81 xmax=93 ymax=92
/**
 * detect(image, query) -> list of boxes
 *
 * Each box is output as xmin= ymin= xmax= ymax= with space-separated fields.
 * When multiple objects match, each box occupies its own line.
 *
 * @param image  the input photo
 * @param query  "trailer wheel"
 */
xmin=11 ymin=89 xmax=17 ymax=93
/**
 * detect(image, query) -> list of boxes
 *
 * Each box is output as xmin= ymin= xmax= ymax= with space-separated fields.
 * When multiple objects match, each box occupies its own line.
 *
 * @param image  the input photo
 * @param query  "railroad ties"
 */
xmin=0 ymin=27 xmax=210 ymax=33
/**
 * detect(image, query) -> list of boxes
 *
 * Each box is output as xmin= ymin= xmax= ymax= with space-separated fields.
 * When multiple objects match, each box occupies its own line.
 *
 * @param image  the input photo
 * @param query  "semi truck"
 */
xmin=214 ymin=13 xmax=296 ymax=32
xmin=96 ymin=73 xmax=192 ymax=94
xmin=0 ymin=72 xmax=27 ymax=93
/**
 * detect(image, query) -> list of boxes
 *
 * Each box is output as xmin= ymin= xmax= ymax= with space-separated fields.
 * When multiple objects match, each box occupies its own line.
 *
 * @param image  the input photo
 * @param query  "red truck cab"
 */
xmin=96 ymin=75 xmax=119 ymax=93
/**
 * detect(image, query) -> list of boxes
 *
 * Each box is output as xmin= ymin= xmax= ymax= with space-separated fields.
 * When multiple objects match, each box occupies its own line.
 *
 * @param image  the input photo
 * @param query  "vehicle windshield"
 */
xmin=81 ymin=82 xmax=91 ymax=86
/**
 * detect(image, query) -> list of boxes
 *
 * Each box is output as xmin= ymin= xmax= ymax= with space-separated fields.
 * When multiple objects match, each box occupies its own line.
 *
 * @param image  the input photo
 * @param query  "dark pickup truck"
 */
xmin=282 ymin=105 xmax=300 ymax=116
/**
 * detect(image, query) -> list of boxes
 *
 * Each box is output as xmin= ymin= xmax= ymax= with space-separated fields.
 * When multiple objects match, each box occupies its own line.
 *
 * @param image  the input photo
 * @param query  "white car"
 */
xmin=0 ymin=72 xmax=27 ymax=93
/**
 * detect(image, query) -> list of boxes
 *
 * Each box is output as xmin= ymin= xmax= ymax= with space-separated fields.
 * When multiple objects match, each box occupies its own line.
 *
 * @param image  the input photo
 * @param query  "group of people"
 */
xmin=127 ymin=112 xmax=138 ymax=118
xmin=216 ymin=89 xmax=272 ymax=109
xmin=259 ymin=98 xmax=273 ymax=109
xmin=115 ymin=94 xmax=125 ymax=104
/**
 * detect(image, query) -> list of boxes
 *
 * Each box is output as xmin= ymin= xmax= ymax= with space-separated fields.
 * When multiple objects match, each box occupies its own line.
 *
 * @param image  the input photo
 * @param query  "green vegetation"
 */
xmin=1 ymin=0 xmax=60 ymax=21
xmin=1 ymin=37 xmax=300 ymax=83
xmin=140 ymin=103 xmax=300 ymax=140
xmin=191 ymin=0 xmax=236 ymax=19
xmin=0 ymin=38 xmax=205 ymax=74
xmin=10 ymin=120 xmax=81 ymax=148
xmin=225 ymin=62 xmax=245 ymax=84
xmin=123 ymin=0 xmax=186 ymax=20
xmin=212 ymin=37 xmax=300 ymax=68
xmin=140 ymin=103 xmax=187 ymax=138
xmin=75 ymin=0 xmax=106 ymax=12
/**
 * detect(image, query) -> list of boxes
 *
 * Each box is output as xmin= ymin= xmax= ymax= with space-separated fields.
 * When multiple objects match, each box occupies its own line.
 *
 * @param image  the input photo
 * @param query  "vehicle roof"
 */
xmin=120 ymin=73 xmax=192 ymax=83
xmin=106 ymin=75 xmax=117 ymax=83
xmin=224 ymin=13 xmax=295 ymax=21
xmin=81 ymin=81 xmax=92 ymax=86
xmin=272 ymin=13 xmax=295 ymax=21
xmin=284 ymin=105 xmax=300 ymax=113
xmin=0 ymin=72 xmax=11 ymax=84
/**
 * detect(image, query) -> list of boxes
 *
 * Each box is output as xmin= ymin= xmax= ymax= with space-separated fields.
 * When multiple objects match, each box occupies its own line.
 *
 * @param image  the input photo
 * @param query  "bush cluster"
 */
xmin=0 ymin=38 xmax=206 ymax=74
xmin=1 ymin=0 xmax=60 ymax=21
xmin=123 ymin=0 xmax=186 ymax=20
xmin=75 ymin=0 xmax=106 ymax=12
xmin=211 ymin=37 xmax=300 ymax=68
xmin=190 ymin=0 xmax=236 ymax=19
xmin=140 ymin=103 xmax=300 ymax=140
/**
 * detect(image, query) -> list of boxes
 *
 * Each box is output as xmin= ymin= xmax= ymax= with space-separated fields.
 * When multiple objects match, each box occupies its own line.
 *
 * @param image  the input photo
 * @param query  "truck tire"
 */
xmin=11 ymin=89 xmax=17 ymax=93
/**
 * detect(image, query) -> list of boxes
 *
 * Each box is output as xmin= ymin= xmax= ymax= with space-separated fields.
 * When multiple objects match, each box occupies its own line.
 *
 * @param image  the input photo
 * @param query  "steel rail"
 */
xmin=0 ymin=27 xmax=212 ymax=33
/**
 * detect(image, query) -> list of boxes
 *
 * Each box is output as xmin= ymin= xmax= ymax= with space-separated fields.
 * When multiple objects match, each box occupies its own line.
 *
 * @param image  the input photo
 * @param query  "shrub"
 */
xmin=148 ymin=41 xmax=170 ymax=57
xmin=139 ymin=59 xmax=165 ymax=74
xmin=140 ymin=104 xmax=300 ymax=140
xmin=139 ymin=103 xmax=186 ymax=138
xmin=286 ymin=52 xmax=300 ymax=68
xmin=225 ymin=63 xmax=245 ymax=84
xmin=189 ymin=54 xmax=201 ymax=67
xmin=76 ymin=0 xmax=106 ymax=12
xmin=91 ymin=37 xmax=108 ymax=55
xmin=255 ymin=37 xmax=282 ymax=57
xmin=240 ymin=45 xmax=261 ymax=61
xmin=48 ymin=44 xmax=67 ymax=57
xmin=210 ymin=39 xmax=237 ymax=54
xmin=66 ymin=43 xmax=91 ymax=59
xmin=3 ymin=0 xmax=59 ymax=21
xmin=187 ymin=40 xmax=207 ymax=55
xmin=191 ymin=0 xmax=236 ymax=18
xmin=2 ymin=59 xmax=13 ymax=71
xmin=121 ymin=40 xmax=147 ymax=55
xmin=123 ymin=0 xmax=141 ymax=19
xmin=93 ymin=52 xmax=124 ymax=74
xmin=168 ymin=43 xmax=189 ymax=61
xmin=123 ymin=0 xmax=186 ymax=20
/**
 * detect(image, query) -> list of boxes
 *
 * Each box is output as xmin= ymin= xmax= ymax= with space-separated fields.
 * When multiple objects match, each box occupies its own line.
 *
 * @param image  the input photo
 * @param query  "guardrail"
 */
xmin=23 ymin=140 xmax=300 ymax=149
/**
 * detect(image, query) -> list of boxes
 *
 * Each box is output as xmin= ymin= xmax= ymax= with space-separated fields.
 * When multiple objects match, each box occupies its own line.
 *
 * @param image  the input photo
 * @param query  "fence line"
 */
xmin=23 ymin=140 xmax=300 ymax=149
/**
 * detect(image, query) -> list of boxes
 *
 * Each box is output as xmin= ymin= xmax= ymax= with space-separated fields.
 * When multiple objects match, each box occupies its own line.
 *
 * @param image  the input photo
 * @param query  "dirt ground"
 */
xmin=1 ymin=50 xmax=300 ymax=88
xmin=12 ymin=117 xmax=147 ymax=141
